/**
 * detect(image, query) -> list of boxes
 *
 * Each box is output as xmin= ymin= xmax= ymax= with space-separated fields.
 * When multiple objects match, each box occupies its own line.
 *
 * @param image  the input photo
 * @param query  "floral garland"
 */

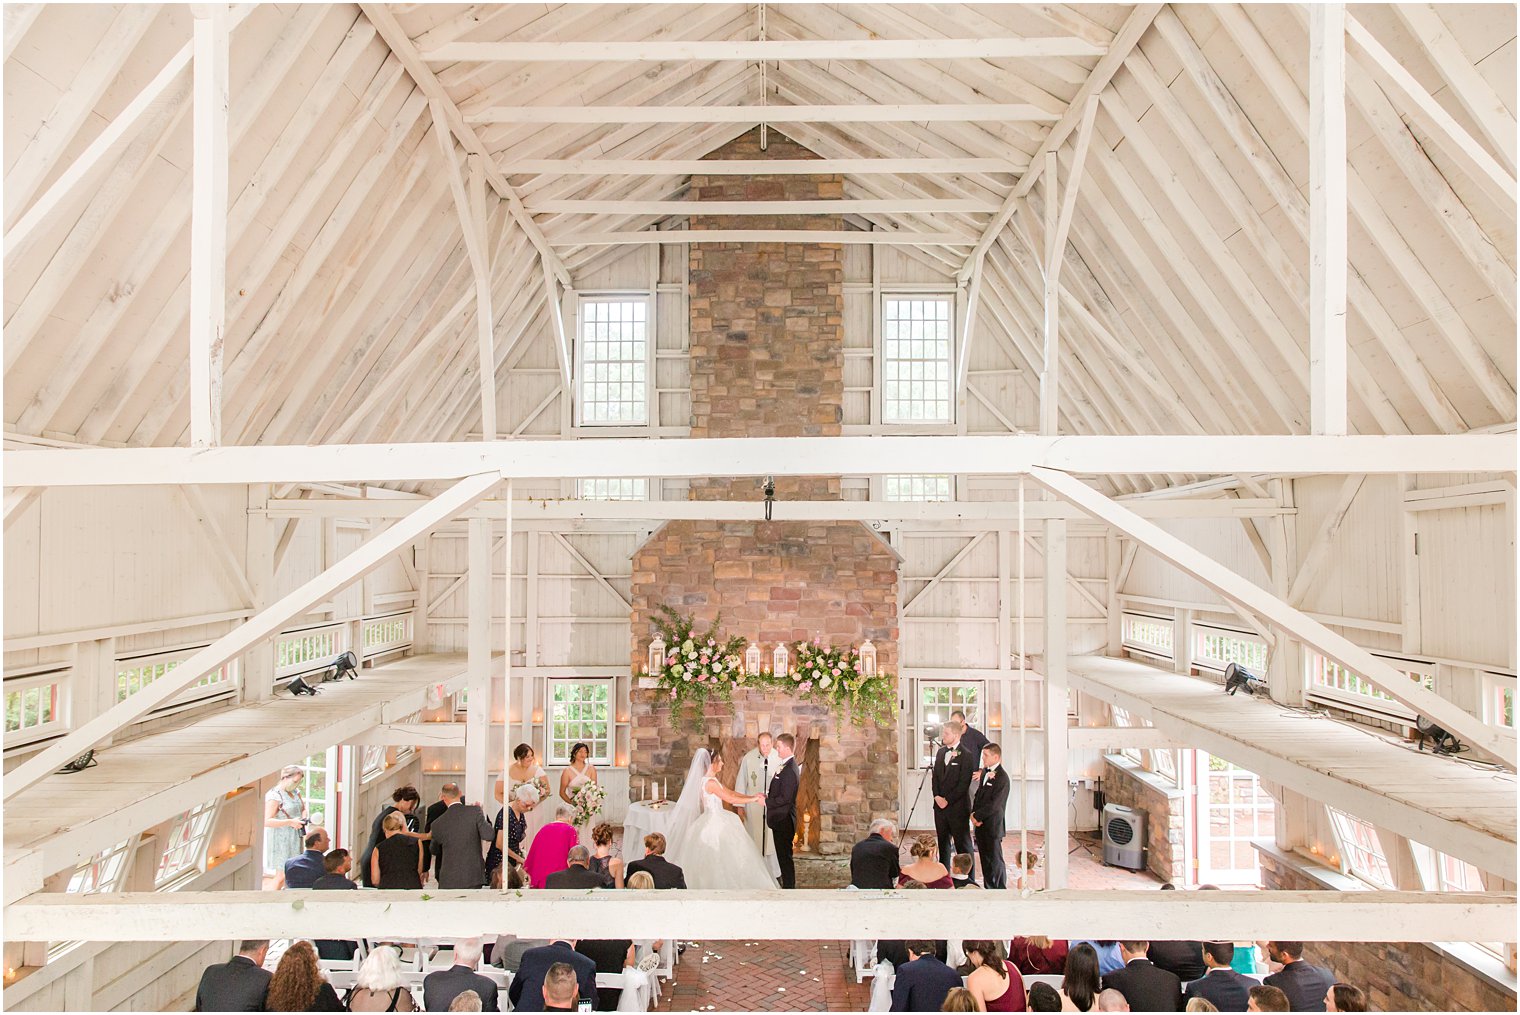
xmin=640 ymin=605 xmax=895 ymax=728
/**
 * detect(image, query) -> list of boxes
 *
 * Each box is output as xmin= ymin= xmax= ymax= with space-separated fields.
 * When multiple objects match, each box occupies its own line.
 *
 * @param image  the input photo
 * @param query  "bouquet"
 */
xmin=570 ymin=781 xmax=607 ymax=828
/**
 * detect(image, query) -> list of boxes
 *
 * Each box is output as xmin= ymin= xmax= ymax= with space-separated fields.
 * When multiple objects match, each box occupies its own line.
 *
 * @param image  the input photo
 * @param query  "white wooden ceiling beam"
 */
xmin=1 ymin=473 xmax=504 ymax=800
xmin=542 ymin=255 xmax=571 ymax=388
xmin=5 ymin=435 xmax=1512 ymax=488
xmin=503 ymin=158 xmax=1024 ymax=176
xmin=189 ymin=3 xmax=230 ymax=449
xmin=358 ymin=2 xmax=570 ymax=287
xmin=467 ymin=104 xmax=1060 ymax=125
xmin=1344 ymin=14 xmax=1516 ymax=211
xmin=1309 ymin=4 xmax=1349 ymax=437
xmin=1067 ymin=726 xmax=1182 ymax=751
xmin=529 ymin=198 xmax=1000 ymax=215
xmin=2 ymin=3 xmax=44 ymax=61
xmin=347 ymin=722 xmax=465 ymax=747
xmin=551 ymin=230 xmax=969 ymax=246
xmin=1287 ymin=474 xmax=1366 ymax=607
xmin=424 ymin=38 xmax=1108 ymax=63
xmin=1029 ymin=466 xmax=1517 ymax=769
xmin=6 ymin=889 xmax=1513 ymax=945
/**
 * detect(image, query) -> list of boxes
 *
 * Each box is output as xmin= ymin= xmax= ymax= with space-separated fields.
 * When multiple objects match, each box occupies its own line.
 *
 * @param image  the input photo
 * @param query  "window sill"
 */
xmin=1103 ymin=753 xmax=1185 ymax=799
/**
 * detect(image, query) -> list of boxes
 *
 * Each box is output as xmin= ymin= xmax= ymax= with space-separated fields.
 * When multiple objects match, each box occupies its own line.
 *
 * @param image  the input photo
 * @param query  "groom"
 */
xmin=765 ymin=733 xmax=800 ymax=889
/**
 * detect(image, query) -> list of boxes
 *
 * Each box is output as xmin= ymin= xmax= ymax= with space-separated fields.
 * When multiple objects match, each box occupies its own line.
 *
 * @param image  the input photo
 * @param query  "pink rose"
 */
xmin=832 ymin=667 xmax=841 ymax=676
xmin=799 ymin=681 xmax=813 ymax=693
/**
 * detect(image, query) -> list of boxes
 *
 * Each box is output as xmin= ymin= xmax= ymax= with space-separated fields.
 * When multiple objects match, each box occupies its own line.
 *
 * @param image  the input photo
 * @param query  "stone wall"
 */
xmin=1101 ymin=756 xmax=1185 ymax=883
xmin=1257 ymin=847 xmax=1517 ymax=1012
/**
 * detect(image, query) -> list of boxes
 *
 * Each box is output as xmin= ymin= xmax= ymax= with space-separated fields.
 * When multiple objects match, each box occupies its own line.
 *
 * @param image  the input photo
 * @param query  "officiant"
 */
xmin=736 ymin=732 xmax=782 ymax=879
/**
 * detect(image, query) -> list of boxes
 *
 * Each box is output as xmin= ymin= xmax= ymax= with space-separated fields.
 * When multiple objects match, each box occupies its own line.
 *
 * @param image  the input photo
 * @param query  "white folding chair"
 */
xmin=868 ymin=965 xmax=896 ymax=1012
xmin=850 ymin=940 xmax=879 ymax=982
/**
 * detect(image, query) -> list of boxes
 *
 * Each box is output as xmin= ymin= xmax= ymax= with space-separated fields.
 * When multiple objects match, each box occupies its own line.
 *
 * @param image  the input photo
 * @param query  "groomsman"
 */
xmin=931 ymin=721 xmax=975 ymax=873
xmin=766 ymin=733 xmax=800 ymax=889
xmin=971 ymin=744 xmax=1010 ymax=889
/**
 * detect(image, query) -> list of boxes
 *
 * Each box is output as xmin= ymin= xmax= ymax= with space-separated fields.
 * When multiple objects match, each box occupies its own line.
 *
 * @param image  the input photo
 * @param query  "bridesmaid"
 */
xmin=509 ymin=742 xmax=552 ymax=850
xmin=559 ymin=742 xmax=600 ymax=847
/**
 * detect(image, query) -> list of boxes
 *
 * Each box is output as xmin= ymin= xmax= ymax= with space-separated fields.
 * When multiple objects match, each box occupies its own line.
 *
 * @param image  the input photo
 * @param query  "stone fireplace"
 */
xmin=627 ymin=129 xmax=900 ymax=855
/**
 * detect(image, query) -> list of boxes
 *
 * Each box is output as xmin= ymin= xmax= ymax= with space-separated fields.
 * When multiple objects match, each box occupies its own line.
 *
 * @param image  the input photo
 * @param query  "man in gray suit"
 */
xmin=429 ymin=783 xmax=494 ymax=889
xmin=193 ymin=940 xmax=271 ymax=1011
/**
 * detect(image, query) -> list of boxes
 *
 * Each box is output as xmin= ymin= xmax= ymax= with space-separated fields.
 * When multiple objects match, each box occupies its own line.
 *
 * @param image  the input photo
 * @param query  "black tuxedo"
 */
xmin=1148 ymin=940 xmax=1207 ymax=983
xmin=1184 ymin=968 xmax=1255 ymax=1012
xmin=765 ymin=755 xmax=800 ymax=888
xmin=422 ymin=964 xmax=500 ymax=1012
xmin=850 ymin=832 xmax=901 ymax=889
xmin=509 ymin=941 xmax=598 ymax=1012
xmin=971 ymin=764 xmax=1010 ymax=888
xmin=931 ymin=743 xmax=974 ymax=868
xmin=889 ymin=954 xmax=963 ymax=1012
xmin=1263 ymin=959 xmax=1336 ymax=1011
xmin=193 ymin=955 xmax=271 ymax=1012
xmin=423 ymin=798 xmax=450 ymax=874
xmin=312 ymin=872 xmax=358 ymax=960
xmin=576 ymin=939 xmax=633 ymax=1010
xmin=623 ymin=852 xmax=686 ymax=889
xmin=1104 ymin=958 xmax=1183 ymax=1012
xmin=545 ymin=863 xmax=614 ymax=890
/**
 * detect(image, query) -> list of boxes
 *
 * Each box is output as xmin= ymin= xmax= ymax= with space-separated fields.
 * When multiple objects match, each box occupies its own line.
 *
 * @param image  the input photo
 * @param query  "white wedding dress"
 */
xmin=668 ymin=761 xmax=778 ymax=890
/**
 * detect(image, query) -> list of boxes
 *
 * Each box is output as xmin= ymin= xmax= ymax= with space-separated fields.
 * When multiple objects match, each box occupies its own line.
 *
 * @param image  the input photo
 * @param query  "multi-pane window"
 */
xmin=116 ymin=651 xmax=237 ymax=706
xmin=157 ymin=798 xmax=220 ymax=888
xmin=578 ymin=298 xmax=648 ymax=425
xmin=1409 ymin=840 xmax=1485 ymax=893
xmin=276 ymin=624 xmax=344 ymax=678
xmin=1110 ymin=705 xmax=1144 ymax=766
xmin=1151 ymin=748 xmax=1179 ymax=785
xmin=1326 ymin=808 xmax=1396 ymax=889
xmin=68 ymin=838 xmax=135 ymax=895
xmin=548 ymin=680 xmax=613 ymax=765
xmin=884 ymin=474 xmax=953 ymax=502
xmin=882 ymin=296 xmax=953 ymax=423
xmin=1122 ymin=613 xmax=1174 ymax=659
xmin=917 ymin=681 xmax=981 ymax=768
xmin=1200 ymin=754 xmax=1274 ymax=882
xmin=1484 ymin=671 xmax=1517 ymax=728
xmin=360 ymin=745 xmax=388 ymax=783
xmin=362 ymin=613 xmax=412 ymax=656
xmin=576 ymin=478 xmax=649 ymax=501
xmin=4 ymin=671 xmax=65 ymax=746
xmin=1305 ymin=652 xmax=1434 ymax=716
xmin=1192 ymin=625 xmax=1268 ymax=674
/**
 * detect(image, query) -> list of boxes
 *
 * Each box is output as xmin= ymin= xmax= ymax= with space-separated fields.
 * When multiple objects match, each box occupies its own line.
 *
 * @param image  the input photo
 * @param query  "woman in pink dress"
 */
xmin=523 ymin=808 xmax=578 ymax=888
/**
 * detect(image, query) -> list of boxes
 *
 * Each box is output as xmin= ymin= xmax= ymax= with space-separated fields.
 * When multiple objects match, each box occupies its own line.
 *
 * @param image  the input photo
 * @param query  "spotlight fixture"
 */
xmin=287 ymin=674 xmax=321 ymax=697
xmin=57 ymin=748 xmax=98 ymax=774
xmin=327 ymin=650 xmax=359 ymax=682
xmin=763 ymin=475 xmax=776 ymax=521
xmin=1415 ymin=716 xmax=1466 ymax=756
xmin=1223 ymin=662 xmax=1268 ymax=697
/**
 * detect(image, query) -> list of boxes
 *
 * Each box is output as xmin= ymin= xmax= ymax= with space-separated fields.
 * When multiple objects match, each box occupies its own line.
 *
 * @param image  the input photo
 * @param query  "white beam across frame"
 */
xmin=423 ymin=38 xmax=1107 ymax=63
xmin=6 ymin=889 xmax=1513 ymax=945
xmin=529 ymin=199 xmax=1002 ymax=215
xmin=188 ymin=3 xmax=230 ymax=449
xmin=2 ymin=472 xmax=505 ymax=799
xmin=501 ymin=158 xmax=1025 ymax=176
xmin=5 ymin=436 xmax=1511 ymax=488
xmin=549 ymin=230 xmax=969 ymax=246
xmin=347 ymin=722 xmax=466 ymax=747
xmin=466 ymin=104 xmax=1060 ymax=125
xmin=1067 ymin=726 xmax=1183 ymax=750
xmin=1028 ymin=466 xmax=1518 ymax=768
xmin=1309 ymin=4 xmax=1349 ymax=436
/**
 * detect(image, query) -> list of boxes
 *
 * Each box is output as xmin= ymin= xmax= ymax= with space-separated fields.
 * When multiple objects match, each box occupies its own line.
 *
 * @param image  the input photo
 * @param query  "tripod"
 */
xmin=900 ymin=738 xmax=941 ymax=834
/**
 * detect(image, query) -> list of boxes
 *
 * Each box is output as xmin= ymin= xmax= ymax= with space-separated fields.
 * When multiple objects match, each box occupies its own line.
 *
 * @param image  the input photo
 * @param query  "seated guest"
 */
xmin=1027 ymin=982 xmax=1064 ymax=1012
xmin=624 ymin=870 xmax=667 ymax=965
xmin=1324 ymin=985 xmax=1365 ymax=1013
xmin=900 ymin=834 xmax=954 ymax=888
xmin=509 ymin=939 xmax=597 ymax=1013
xmin=589 ymin=822 xmax=621 ymax=881
xmin=1073 ymin=940 xmax=1125 ymax=976
xmin=448 ymin=991 xmax=483 ymax=1013
xmin=1149 ymin=885 xmax=1208 ymax=982
xmin=265 ymin=940 xmax=343 ymax=1011
xmin=360 ymin=785 xmax=424 ymax=887
xmin=879 ymin=881 xmax=947 ymax=967
xmin=348 ymin=945 xmax=418 ymax=1012
xmin=1184 ymin=943 xmax=1254 ymax=1013
xmin=623 ymin=832 xmax=687 ymax=889
xmin=312 ymin=849 xmax=359 ymax=960
xmin=1103 ymin=939 xmax=1182 ymax=1012
xmin=373 ymin=811 xmax=425 ymax=889
xmin=1249 ymin=986 xmax=1291 ymax=1013
xmin=546 ymin=845 xmax=616 ymax=889
xmin=890 ymin=940 xmax=963 ymax=1013
xmin=951 ymin=853 xmax=980 ymax=890
xmin=851 ymin=818 xmax=901 ymax=889
xmin=524 ymin=807 xmax=580 ymax=889
xmin=1009 ymin=935 xmax=1068 ymax=975
xmin=283 ymin=829 xmax=330 ymax=889
xmin=1098 ymin=989 xmax=1131 ymax=1012
xmin=1262 ymin=942 xmax=1336 ymax=1011
xmin=960 ymin=940 xmax=1025 ymax=1012
xmin=1187 ymin=1000 xmax=1220 ymax=1013
xmin=941 ymin=987 xmax=980 ymax=1012
xmin=576 ymin=937 xmax=635 ymax=1010
xmin=1062 ymin=943 xmax=1104 ymax=1012
xmin=193 ymin=939 xmax=271 ymax=1012
xmin=541 ymin=963 xmax=582 ymax=1013
xmin=423 ymin=939 xmax=498 ymax=1012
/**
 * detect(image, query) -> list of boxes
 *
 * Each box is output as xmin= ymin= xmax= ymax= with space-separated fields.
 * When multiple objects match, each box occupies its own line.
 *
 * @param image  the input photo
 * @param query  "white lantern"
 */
xmin=647 ymin=635 xmax=666 ymax=675
xmin=859 ymin=639 xmax=877 ymax=677
xmin=745 ymin=642 xmax=763 ymax=676
xmin=772 ymin=642 xmax=789 ymax=678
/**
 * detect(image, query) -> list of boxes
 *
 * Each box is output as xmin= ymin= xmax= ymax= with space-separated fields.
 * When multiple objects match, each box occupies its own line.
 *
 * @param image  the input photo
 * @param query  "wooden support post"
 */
xmin=500 ymin=481 xmax=514 ymax=890
xmin=1105 ymin=531 xmax=1122 ymax=656
xmin=1266 ymin=481 xmax=1302 ymax=705
xmin=1309 ymin=3 xmax=1349 ymax=436
xmin=466 ymin=516 xmax=492 ymax=806
xmin=1043 ymin=517 xmax=1069 ymax=889
xmin=244 ymin=483 xmax=275 ymax=701
xmin=1173 ymin=609 xmax=1193 ymax=676
xmin=1040 ymin=151 xmax=1060 ymax=437
xmin=189 ymin=3 xmax=229 ymax=448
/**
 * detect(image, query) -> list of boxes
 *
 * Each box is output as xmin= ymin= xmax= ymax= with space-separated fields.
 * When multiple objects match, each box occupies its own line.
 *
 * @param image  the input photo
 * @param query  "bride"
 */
xmin=666 ymin=748 xmax=779 ymax=890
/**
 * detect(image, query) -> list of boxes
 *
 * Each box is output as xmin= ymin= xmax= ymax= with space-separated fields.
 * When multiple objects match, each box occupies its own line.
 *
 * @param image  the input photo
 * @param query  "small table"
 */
xmin=622 ymin=800 xmax=679 ymax=859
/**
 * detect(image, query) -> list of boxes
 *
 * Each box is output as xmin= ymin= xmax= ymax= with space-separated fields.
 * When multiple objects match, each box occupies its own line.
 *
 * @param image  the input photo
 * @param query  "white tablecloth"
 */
xmin=622 ymin=801 xmax=680 ymax=859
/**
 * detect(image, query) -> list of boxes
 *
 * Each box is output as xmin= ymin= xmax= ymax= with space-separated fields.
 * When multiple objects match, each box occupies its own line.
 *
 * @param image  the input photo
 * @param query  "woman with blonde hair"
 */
xmin=347 ymin=945 xmax=417 ymax=1011
xmin=264 ymin=765 xmax=307 ymax=883
xmin=1008 ymin=936 xmax=1068 ymax=975
xmin=899 ymin=833 xmax=954 ymax=888
xmin=264 ymin=940 xmax=343 ymax=1011
xmin=941 ymin=987 xmax=980 ymax=1012
xmin=626 ymin=870 xmax=667 ymax=970
xmin=372 ymin=811 xmax=424 ymax=889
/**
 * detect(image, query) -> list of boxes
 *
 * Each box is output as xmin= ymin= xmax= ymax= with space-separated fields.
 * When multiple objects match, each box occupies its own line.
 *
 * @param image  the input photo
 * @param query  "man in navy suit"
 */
xmin=889 ymin=941 xmax=963 ymax=1012
xmin=931 ymin=721 xmax=975 ymax=870
xmin=1184 ymin=943 xmax=1256 ymax=1012
xmin=1262 ymin=942 xmax=1336 ymax=1011
xmin=509 ymin=939 xmax=598 ymax=1012
xmin=282 ymin=828 xmax=328 ymax=888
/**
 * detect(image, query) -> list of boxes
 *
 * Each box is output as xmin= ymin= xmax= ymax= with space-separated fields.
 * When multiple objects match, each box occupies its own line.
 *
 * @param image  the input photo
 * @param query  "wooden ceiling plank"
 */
xmin=423 ymin=38 xmax=1108 ymax=63
xmin=467 ymin=104 xmax=1061 ymax=125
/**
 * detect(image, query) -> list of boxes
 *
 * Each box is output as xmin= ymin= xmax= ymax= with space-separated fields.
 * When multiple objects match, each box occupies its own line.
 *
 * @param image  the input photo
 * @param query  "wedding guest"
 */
xmin=1325 ymin=985 xmax=1366 ymax=1013
xmin=851 ymin=818 xmax=901 ymax=889
xmin=510 ymin=940 xmax=597 ymax=1013
xmin=1183 ymin=944 xmax=1254 ymax=1012
xmin=941 ymin=987 xmax=980 ymax=1012
xmin=900 ymin=833 xmax=954 ymax=888
xmin=1062 ymin=943 xmax=1103 ymax=1012
xmin=541 ymin=963 xmax=581 ymax=1013
xmin=961 ymin=940 xmax=1026 ymax=1012
xmin=193 ymin=939 xmax=271 ymax=1012
xmin=430 ymin=783 xmax=494 ymax=890
xmin=283 ymin=828 xmax=329 ymax=889
xmin=372 ymin=811 xmax=425 ymax=890
xmin=1187 ymin=1000 xmax=1221 ymax=1013
xmin=347 ymin=945 xmax=418 ymax=1012
xmin=422 ymin=939 xmax=498 ymax=1012
xmin=1099 ymin=989 xmax=1131 ymax=1012
xmin=447 ymin=992 xmax=483 ymax=1013
xmin=265 ymin=940 xmax=343 ymax=1012
xmin=498 ymin=783 xmax=539 ymax=874
xmin=1008 ymin=936 xmax=1069 ymax=975
xmin=524 ymin=808 xmax=579 ymax=888
xmin=1103 ymin=940 xmax=1182 ymax=1012
xmin=1148 ymin=886 xmax=1207 ymax=982
xmin=1027 ymin=983 xmax=1064 ymax=1012
xmin=950 ymin=853 xmax=980 ymax=889
xmin=1248 ymin=986 xmax=1290 ymax=1013
xmin=890 ymin=941 xmax=963 ymax=1012
xmin=576 ymin=936 xmax=635 ymax=1010
xmin=1073 ymin=940 xmax=1125 ymax=976
xmin=360 ymin=786 xmax=424 ymax=887
xmin=624 ymin=870 xmax=667 ymax=965
xmin=588 ymin=823 xmax=621 ymax=881
xmin=1262 ymin=942 xmax=1336 ymax=1011
xmin=313 ymin=849 xmax=358 ymax=961
xmin=486 ymin=779 xmax=508 ymax=888
xmin=423 ymin=787 xmax=451 ymax=875
xmin=623 ymin=832 xmax=686 ymax=888
xmin=546 ymin=845 xmax=616 ymax=889
xmin=264 ymin=766 xmax=307 ymax=883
